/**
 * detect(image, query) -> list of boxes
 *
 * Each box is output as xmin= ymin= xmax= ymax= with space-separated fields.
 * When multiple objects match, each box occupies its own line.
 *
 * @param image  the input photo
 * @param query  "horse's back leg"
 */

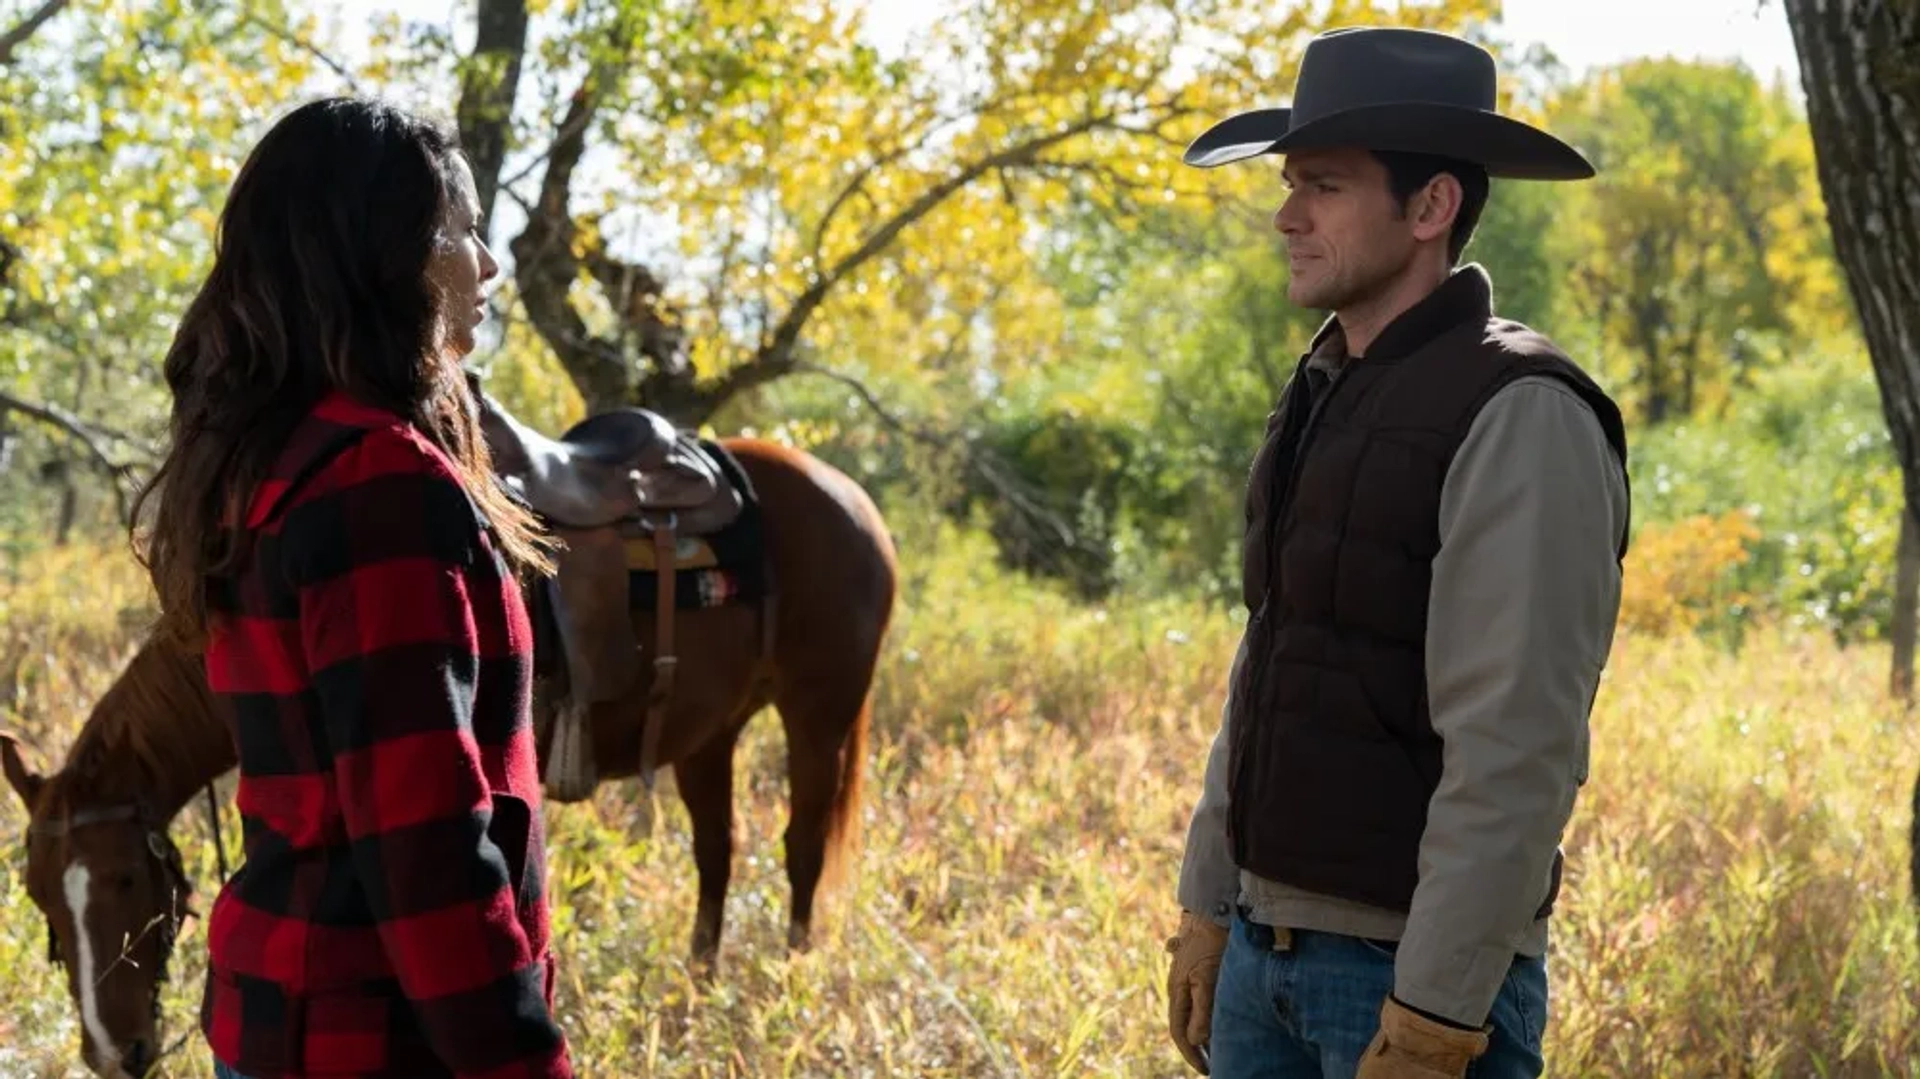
xmin=673 ymin=713 xmax=752 ymax=968
xmin=772 ymin=674 xmax=873 ymax=952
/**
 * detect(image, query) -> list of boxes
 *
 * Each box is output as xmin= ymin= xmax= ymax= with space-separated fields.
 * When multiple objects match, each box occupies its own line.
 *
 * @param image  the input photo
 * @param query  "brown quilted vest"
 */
xmin=1227 ymin=265 xmax=1628 ymax=916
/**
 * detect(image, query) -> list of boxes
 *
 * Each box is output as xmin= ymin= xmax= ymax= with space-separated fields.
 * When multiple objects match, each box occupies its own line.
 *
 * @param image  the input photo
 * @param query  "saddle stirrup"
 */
xmin=544 ymin=698 xmax=597 ymax=803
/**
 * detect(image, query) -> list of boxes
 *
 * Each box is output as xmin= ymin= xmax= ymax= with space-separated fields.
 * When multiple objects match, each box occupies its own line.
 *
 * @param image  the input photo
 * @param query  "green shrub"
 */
xmin=1628 ymin=347 xmax=1902 ymax=642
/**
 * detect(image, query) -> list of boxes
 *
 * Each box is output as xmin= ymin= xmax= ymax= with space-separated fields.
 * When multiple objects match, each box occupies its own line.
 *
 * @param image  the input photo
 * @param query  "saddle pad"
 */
xmin=624 ymin=534 xmax=720 ymax=570
xmin=625 ymin=438 xmax=767 ymax=613
xmin=628 ymin=567 xmax=754 ymax=611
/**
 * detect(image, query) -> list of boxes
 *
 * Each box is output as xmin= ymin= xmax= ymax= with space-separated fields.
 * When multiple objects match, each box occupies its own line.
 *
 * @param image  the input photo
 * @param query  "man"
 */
xmin=1162 ymin=26 xmax=1631 ymax=1079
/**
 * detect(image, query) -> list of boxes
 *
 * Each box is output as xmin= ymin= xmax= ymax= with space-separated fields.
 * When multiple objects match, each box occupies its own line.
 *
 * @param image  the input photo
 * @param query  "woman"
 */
xmin=131 ymin=96 xmax=573 ymax=1079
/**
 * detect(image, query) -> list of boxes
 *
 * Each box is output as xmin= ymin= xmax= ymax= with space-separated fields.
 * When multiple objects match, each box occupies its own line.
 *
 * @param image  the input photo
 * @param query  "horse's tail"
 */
xmin=818 ymin=689 xmax=869 ymax=898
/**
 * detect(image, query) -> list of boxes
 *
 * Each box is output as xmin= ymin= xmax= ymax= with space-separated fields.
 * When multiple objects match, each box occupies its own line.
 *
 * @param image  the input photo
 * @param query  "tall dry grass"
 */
xmin=0 ymin=526 xmax=1915 ymax=1077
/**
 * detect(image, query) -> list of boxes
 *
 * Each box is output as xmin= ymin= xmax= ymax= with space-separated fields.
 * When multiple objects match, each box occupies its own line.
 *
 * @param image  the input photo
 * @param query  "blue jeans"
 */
xmin=1209 ymin=911 xmax=1547 ymax=1078
xmin=213 ymin=1063 xmax=254 ymax=1079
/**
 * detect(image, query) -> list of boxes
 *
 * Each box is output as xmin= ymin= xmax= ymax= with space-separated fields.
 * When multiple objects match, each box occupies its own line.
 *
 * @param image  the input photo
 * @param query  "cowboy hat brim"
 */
xmin=1184 ymin=102 xmax=1594 ymax=180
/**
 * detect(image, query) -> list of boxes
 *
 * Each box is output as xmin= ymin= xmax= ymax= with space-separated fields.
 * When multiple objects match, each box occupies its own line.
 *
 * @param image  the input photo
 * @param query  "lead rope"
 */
xmin=204 ymin=781 xmax=229 ymax=884
xmin=156 ymin=786 xmax=233 ymax=1072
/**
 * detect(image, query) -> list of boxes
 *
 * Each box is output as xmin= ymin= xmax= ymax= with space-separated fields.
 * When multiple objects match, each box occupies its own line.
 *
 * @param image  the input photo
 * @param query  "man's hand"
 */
xmin=1355 ymin=996 xmax=1491 ymax=1079
xmin=1165 ymin=910 xmax=1229 ymax=1074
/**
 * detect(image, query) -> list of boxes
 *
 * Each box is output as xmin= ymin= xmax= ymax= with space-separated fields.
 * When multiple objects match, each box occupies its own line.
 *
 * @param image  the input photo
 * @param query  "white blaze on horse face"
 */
xmin=62 ymin=860 xmax=119 ymax=1071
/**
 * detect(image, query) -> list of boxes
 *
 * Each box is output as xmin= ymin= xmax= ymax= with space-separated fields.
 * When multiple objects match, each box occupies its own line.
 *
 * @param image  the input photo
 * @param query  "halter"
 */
xmin=25 ymin=798 xmax=200 ymax=1000
xmin=26 ymin=789 xmax=234 ymax=1072
xmin=26 ymin=802 xmax=144 ymax=836
xmin=26 ymin=785 xmax=230 ymax=875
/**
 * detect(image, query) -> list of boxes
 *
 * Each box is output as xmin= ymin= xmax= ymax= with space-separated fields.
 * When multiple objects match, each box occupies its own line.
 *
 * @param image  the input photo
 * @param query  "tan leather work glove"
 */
xmin=1355 ymin=996 xmax=1492 ymax=1079
xmin=1165 ymin=910 xmax=1229 ymax=1074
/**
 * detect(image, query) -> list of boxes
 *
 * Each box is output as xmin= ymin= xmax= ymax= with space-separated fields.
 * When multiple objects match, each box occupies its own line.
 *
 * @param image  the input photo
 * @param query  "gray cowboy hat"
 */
xmin=1184 ymin=26 xmax=1594 ymax=181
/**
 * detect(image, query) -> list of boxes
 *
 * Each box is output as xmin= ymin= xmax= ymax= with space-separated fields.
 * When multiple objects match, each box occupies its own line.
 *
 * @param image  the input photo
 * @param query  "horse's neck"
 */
xmin=144 ymin=699 xmax=236 ymax=821
xmin=67 ymin=642 xmax=237 ymax=823
xmin=476 ymin=391 xmax=538 ymax=477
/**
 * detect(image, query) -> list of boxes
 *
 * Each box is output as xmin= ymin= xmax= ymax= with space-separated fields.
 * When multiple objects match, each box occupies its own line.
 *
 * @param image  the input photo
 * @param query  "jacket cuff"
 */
xmin=1389 ymin=993 xmax=1482 ymax=1032
xmin=1391 ymin=938 xmax=1510 ymax=1030
xmin=1175 ymin=849 xmax=1238 ymax=928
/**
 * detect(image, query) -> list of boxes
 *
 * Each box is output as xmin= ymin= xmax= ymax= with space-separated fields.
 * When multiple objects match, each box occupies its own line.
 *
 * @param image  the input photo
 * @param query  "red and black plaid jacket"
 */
xmin=199 ymin=390 xmax=572 ymax=1078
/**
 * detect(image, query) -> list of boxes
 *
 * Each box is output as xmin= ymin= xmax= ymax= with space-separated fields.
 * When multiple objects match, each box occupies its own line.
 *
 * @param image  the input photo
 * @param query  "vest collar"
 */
xmin=1303 ymin=263 xmax=1493 ymax=366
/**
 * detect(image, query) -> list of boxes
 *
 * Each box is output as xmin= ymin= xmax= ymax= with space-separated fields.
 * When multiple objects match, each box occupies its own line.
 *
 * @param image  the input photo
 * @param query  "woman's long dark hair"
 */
xmin=131 ymin=96 xmax=552 ymax=648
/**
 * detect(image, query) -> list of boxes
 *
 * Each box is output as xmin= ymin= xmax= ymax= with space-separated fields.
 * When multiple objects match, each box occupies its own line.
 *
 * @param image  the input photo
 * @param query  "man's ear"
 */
xmin=0 ymin=731 xmax=45 ymax=807
xmin=1411 ymin=172 xmax=1464 ymax=245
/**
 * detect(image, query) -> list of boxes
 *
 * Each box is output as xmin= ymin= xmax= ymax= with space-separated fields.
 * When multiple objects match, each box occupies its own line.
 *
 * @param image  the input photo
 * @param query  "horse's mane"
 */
xmin=60 ymin=634 xmax=223 ymax=804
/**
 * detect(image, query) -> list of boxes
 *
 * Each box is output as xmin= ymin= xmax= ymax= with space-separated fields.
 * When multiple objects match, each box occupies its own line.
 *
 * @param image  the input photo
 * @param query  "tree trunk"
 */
xmin=1783 ymin=0 xmax=1920 ymax=911
xmin=1894 ymin=503 xmax=1919 ymax=701
xmin=1642 ymin=367 xmax=1671 ymax=426
xmin=1785 ymin=1 xmax=1920 ymax=545
xmin=454 ymin=0 xmax=528 ymax=230
xmin=54 ymin=478 xmax=76 ymax=546
xmin=59 ymin=351 xmax=88 ymax=545
xmin=472 ymin=0 xmax=1175 ymax=427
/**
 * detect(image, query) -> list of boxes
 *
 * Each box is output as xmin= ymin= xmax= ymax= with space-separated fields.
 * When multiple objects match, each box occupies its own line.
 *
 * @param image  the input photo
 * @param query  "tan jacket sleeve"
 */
xmin=1177 ymin=634 xmax=1248 ymax=927
xmin=1392 ymin=376 xmax=1629 ymax=1027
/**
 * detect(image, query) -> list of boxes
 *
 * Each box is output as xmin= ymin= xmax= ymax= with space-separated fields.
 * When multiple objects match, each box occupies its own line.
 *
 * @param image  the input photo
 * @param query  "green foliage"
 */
xmin=1629 ymin=345 xmax=1902 ymax=643
xmin=0 ymin=0 xmax=322 ymax=570
xmin=1 ymin=0 xmax=318 ymax=403
xmin=0 ymin=0 xmax=1903 ymax=662
xmin=1470 ymin=177 xmax=1571 ymax=331
xmin=1546 ymin=59 xmax=1851 ymax=423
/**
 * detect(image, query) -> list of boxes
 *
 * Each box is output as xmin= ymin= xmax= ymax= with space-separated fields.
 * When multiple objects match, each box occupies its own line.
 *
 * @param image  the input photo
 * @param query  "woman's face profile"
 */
xmin=426 ymin=154 xmax=500 ymax=360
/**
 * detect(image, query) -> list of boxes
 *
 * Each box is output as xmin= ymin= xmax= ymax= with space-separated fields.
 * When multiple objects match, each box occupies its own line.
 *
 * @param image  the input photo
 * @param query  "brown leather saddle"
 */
xmin=473 ymin=381 xmax=746 ymax=801
xmin=497 ymin=405 xmax=743 ymax=534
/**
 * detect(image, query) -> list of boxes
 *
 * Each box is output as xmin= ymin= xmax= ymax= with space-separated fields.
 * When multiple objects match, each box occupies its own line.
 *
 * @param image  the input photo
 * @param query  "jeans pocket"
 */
xmin=1507 ymin=954 xmax=1549 ymax=1048
xmin=1355 ymin=935 xmax=1400 ymax=961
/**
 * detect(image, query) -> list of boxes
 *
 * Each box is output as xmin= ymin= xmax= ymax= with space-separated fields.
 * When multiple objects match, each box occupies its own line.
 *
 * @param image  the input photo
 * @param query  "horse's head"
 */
xmin=2 ymin=732 xmax=191 ymax=1079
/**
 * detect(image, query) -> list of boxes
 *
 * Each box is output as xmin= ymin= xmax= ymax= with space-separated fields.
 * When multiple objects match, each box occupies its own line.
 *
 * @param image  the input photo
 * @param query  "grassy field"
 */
xmin=0 ymin=531 xmax=1917 ymax=1078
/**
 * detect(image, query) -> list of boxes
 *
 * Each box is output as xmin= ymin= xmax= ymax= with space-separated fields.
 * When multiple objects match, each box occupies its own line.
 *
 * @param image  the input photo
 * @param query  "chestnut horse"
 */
xmin=1 ymin=638 xmax=234 ymax=1079
xmin=2 ymin=424 xmax=895 ymax=1076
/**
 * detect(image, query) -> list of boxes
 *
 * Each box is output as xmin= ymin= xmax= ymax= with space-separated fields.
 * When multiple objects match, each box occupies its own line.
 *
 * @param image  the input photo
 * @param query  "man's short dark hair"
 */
xmin=1371 ymin=150 xmax=1490 ymax=265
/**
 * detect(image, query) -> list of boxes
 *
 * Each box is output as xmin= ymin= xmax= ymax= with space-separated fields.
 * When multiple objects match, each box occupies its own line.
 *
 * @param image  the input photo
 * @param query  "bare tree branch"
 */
xmin=234 ymin=6 xmax=359 ymax=91
xmin=583 ymin=237 xmax=689 ymax=380
xmin=493 ymin=103 xmax=662 ymax=206
xmin=0 ymin=0 xmax=68 ymax=66
xmin=500 ymin=13 xmax=1201 ymax=429
xmin=692 ymin=109 xmax=1154 ymax=416
xmin=807 ymin=96 xmax=986 ymax=265
xmin=0 ymin=325 xmax=159 ymax=451
xmin=0 ymin=389 xmax=102 ymax=448
xmin=791 ymin=361 xmax=1080 ymax=554
xmin=0 ymin=389 xmax=143 ymax=518
xmin=504 ymin=1 xmax=663 ymax=415
xmin=510 ymin=75 xmax=633 ymax=409
xmin=791 ymin=361 xmax=920 ymax=439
